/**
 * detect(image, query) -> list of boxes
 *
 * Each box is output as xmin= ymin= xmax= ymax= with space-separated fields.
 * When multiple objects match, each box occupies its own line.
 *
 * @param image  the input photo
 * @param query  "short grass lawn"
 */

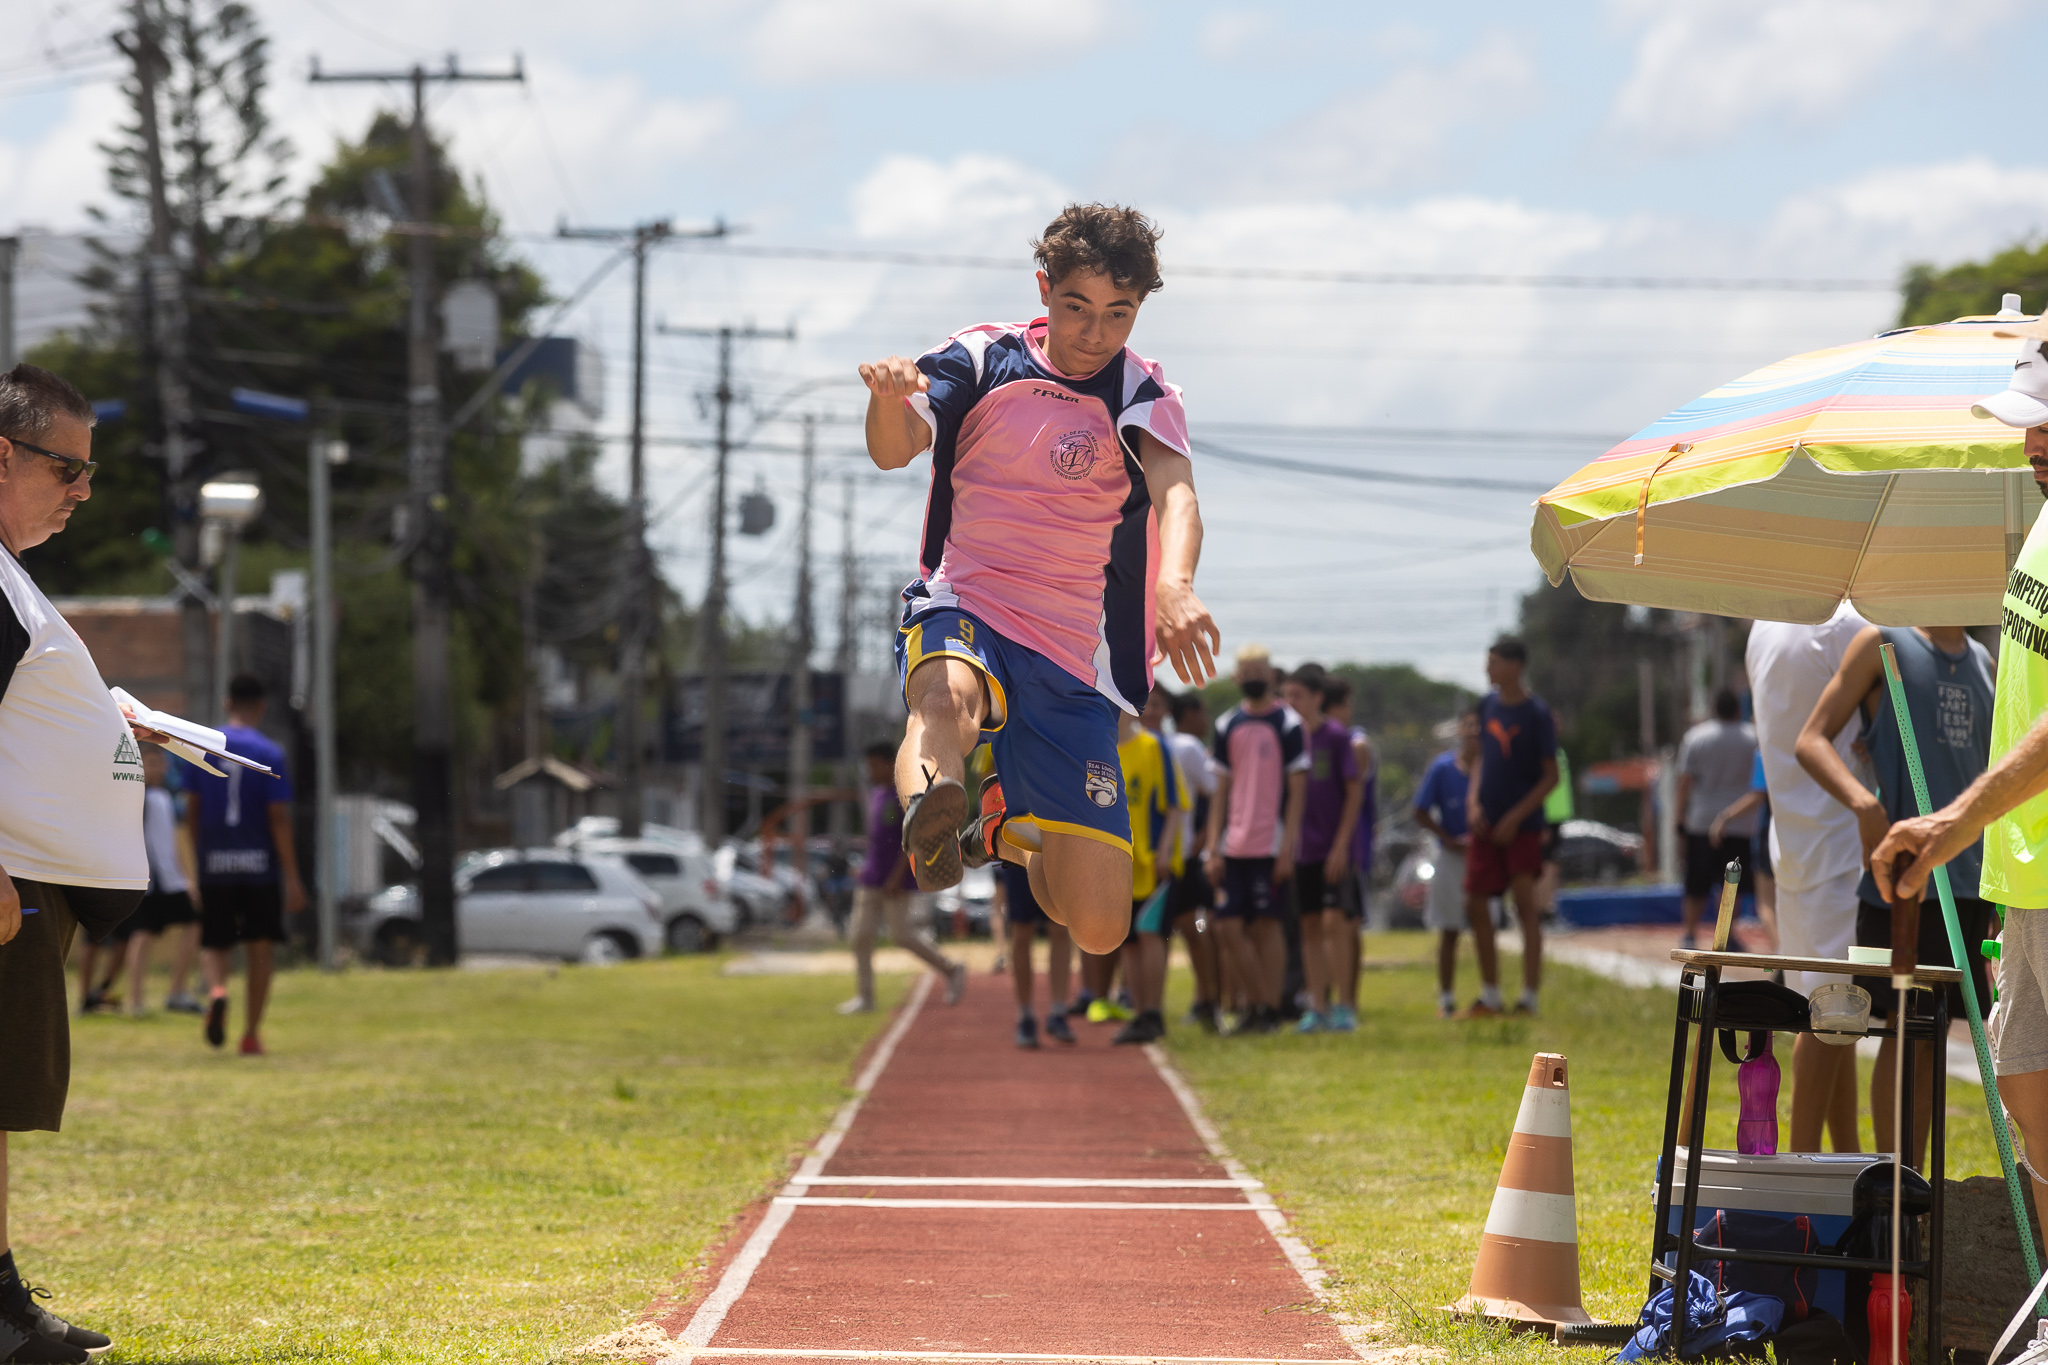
xmin=13 ymin=957 xmax=901 ymax=1364
xmin=1163 ymin=931 xmax=2010 ymax=1364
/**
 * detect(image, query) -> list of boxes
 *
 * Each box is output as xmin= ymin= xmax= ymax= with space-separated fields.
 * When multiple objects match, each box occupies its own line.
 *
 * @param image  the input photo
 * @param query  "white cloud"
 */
xmin=1762 ymin=157 xmax=2048 ymax=275
xmin=744 ymin=0 xmax=1107 ymax=84
xmin=848 ymin=152 xmax=1068 ymax=245
xmin=1121 ymin=33 xmax=1538 ymax=203
xmin=1607 ymin=0 xmax=2016 ymax=154
xmin=1198 ymin=10 xmax=1274 ymax=61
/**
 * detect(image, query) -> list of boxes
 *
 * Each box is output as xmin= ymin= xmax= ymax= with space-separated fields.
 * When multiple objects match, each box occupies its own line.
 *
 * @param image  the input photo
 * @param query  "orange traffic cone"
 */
xmin=1453 ymin=1052 xmax=1591 ymax=1331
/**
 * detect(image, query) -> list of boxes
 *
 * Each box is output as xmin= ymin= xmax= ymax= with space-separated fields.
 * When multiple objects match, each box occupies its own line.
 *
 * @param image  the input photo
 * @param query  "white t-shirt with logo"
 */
xmin=1745 ymin=604 xmax=1871 ymax=891
xmin=0 ymin=546 xmax=146 ymax=889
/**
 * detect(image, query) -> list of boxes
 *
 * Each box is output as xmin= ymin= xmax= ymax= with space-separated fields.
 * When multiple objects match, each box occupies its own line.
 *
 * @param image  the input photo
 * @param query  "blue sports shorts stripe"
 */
xmin=896 ymin=604 xmax=1130 ymax=856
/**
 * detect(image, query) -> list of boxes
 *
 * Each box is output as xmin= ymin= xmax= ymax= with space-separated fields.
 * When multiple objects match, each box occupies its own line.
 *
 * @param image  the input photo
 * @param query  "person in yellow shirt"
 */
xmin=1110 ymin=696 xmax=1187 ymax=1044
xmin=1876 ymin=351 xmax=2048 ymax=1189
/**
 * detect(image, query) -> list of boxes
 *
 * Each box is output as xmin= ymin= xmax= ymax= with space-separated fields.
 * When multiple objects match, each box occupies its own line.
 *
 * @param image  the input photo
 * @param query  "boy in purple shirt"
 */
xmin=1287 ymin=668 xmax=1364 ymax=1033
xmin=842 ymin=743 xmax=964 ymax=1015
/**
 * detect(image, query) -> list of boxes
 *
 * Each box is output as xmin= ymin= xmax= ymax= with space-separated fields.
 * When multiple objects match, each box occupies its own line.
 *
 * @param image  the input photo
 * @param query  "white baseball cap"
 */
xmin=1973 ymin=334 xmax=2048 ymax=428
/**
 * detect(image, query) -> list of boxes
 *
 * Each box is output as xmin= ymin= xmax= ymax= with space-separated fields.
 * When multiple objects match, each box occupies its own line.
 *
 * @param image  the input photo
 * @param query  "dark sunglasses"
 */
xmin=5 ymin=436 xmax=96 ymax=484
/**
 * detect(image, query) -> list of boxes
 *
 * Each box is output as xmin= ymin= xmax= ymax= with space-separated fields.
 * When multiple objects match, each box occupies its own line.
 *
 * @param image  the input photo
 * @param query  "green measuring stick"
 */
xmin=1880 ymin=642 xmax=2045 ymax=1308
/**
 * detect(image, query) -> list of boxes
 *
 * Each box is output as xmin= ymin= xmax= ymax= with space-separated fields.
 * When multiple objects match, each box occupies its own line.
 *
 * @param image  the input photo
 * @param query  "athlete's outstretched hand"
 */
xmin=858 ymin=356 xmax=929 ymax=399
xmin=1155 ymin=576 xmax=1220 ymax=685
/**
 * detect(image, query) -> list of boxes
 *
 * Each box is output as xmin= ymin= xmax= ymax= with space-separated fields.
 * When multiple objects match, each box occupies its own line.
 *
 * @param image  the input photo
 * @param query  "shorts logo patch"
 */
xmin=1049 ymin=429 xmax=1099 ymax=481
xmin=1084 ymin=759 xmax=1120 ymax=808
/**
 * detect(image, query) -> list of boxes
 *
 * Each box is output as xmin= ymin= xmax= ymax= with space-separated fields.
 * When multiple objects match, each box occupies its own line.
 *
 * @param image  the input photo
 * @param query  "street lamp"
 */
xmin=199 ymin=470 xmax=263 ymax=726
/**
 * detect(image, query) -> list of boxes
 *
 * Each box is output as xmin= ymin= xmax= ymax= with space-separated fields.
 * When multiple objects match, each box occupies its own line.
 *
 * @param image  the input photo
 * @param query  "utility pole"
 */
xmin=116 ymin=8 xmax=209 ymax=723
xmin=655 ymin=320 xmax=795 ymax=843
xmin=829 ymin=473 xmax=858 ymax=847
xmin=0 ymin=236 xmax=16 ymax=369
xmin=310 ymin=432 xmax=346 ymax=970
xmin=787 ymin=415 xmax=816 ymax=898
xmin=311 ymin=54 xmax=523 ymax=965
xmin=556 ymin=218 xmax=724 ymax=835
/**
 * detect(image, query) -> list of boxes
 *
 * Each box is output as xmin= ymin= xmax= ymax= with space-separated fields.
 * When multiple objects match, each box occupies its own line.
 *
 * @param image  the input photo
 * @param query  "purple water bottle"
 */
xmin=1736 ymin=1046 xmax=1780 ymax=1155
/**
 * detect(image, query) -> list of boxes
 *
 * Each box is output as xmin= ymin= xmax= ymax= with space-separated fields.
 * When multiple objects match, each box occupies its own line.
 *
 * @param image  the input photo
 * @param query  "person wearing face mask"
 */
xmin=1204 ymin=644 xmax=1307 ymax=1034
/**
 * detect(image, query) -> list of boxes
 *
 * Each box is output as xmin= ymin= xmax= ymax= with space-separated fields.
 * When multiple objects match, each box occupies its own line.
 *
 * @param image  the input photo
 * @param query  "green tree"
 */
xmin=1899 ymin=240 xmax=2048 ymax=327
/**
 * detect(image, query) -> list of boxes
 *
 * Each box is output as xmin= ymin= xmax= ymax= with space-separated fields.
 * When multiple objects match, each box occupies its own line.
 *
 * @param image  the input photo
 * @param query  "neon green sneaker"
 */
xmin=1086 ymin=997 xmax=1133 ymax=1023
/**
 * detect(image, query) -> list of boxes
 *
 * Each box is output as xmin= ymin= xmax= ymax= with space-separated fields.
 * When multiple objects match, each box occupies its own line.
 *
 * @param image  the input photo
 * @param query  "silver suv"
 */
xmin=572 ymin=837 xmax=737 ymax=953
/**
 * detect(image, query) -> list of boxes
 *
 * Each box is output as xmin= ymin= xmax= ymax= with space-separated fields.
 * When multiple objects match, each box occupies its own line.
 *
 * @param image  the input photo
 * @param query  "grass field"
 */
xmin=17 ymin=936 xmax=2004 ymax=1364
xmin=1163 ymin=931 xmax=2010 ymax=1363
xmin=13 ymin=957 xmax=901 ymax=1364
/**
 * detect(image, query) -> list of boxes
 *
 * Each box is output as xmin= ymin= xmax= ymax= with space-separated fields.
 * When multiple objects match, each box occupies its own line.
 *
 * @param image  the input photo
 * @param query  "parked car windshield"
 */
xmin=469 ymin=863 xmax=527 ymax=892
xmin=530 ymin=862 xmax=598 ymax=892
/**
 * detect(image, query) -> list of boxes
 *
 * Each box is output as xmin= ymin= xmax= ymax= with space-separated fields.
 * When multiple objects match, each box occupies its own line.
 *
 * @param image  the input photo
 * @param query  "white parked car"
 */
xmin=570 ymin=836 xmax=737 ymax=953
xmin=358 ymin=849 xmax=664 ymax=964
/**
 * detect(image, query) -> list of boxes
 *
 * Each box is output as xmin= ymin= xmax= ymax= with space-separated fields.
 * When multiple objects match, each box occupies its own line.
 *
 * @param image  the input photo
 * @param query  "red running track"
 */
xmin=648 ymin=973 xmax=1367 ymax=1365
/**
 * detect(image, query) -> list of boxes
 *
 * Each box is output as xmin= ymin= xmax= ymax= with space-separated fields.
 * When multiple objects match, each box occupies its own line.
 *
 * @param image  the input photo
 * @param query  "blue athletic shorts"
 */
xmin=1218 ymin=857 xmax=1278 ymax=920
xmin=896 ymin=603 xmax=1131 ymax=857
xmin=1000 ymin=863 xmax=1051 ymax=927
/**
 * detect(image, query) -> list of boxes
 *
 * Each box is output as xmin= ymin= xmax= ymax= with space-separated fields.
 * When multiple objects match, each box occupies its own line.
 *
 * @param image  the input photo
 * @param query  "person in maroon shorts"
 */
xmin=1460 ymin=637 xmax=1558 ymax=1018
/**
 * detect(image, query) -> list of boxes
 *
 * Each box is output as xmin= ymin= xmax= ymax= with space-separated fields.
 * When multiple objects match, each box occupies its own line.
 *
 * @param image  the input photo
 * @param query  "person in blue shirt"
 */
xmin=1462 ymin=638 xmax=1558 ymax=1018
xmin=178 ymin=674 xmax=303 ymax=1055
xmin=1413 ymin=709 xmax=1480 ymax=1018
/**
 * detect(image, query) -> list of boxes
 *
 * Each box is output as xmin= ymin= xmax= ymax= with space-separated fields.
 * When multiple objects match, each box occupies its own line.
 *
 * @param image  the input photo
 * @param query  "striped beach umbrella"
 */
xmin=1531 ymin=313 xmax=2042 ymax=625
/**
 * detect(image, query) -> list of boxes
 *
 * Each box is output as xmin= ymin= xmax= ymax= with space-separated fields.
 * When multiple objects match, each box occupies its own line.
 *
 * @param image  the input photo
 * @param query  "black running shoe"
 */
xmin=1044 ymin=1012 xmax=1075 ymax=1045
xmin=0 ymin=1295 xmax=91 ymax=1364
xmin=21 ymin=1285 xmax=110 ymax=1357
xmin=901 ymin=770 xmax=968 ymax=893
xmin=1113 ymin=1010 xmax=1165 ymax=1046
xmin=204 ymin=992 xmax=227 ymax=1049
xmin=1014 ymin=1014 xmax=1039 ymax=1049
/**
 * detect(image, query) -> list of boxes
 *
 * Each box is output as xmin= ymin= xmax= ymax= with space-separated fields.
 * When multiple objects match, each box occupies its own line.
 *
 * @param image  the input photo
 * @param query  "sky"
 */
xmin=7 ymin=0 xmax=2048 ymax=688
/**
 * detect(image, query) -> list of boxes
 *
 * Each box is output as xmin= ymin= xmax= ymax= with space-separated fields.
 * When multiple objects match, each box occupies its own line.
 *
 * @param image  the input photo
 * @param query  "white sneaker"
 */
xmin=945 ymin=961 xmax=968 ymax=1005
xmin=836 ymin=996 xmax=873 ymax=1015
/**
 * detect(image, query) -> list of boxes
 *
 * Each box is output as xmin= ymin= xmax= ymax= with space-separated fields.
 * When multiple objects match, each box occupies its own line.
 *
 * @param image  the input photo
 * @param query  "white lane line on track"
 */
xmin=665 ymin=1350 xmax=1358 ymax=1363
xmin=788 ymin=1176 xmax=1262 ymax=1189
xmin=771 ymin=1197 xmax=1262 ymax=1211
xmin=1143 ymin=1045 xmax=1375 ymax=1361
xmin=674 ymin=973 xmax=936 ymax=1351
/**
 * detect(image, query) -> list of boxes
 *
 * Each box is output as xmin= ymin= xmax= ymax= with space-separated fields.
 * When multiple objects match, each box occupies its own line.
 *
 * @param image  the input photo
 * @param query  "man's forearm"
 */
xmin=865 ymin=396 xmax=928 ymax=471
xmin=1796 ymin=729 xmax=1880 ymax=818
xmin=1331 ymin=780 xmax=1364 ymax=854
xmin=1938 ymin=719 xmax=2048 ymax=847
xmin=1155 ymin=479 xmax=1203 ymax=586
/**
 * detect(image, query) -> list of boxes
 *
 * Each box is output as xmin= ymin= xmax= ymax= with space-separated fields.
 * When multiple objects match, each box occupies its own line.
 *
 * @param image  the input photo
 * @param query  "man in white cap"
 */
xmin=1875 ymin=322 xmax=2048 ymax=1185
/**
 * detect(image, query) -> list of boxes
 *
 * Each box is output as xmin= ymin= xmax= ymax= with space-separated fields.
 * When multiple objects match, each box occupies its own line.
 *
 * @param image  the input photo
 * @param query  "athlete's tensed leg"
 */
xmin=1029 ymin=829 xmax=1132 ymax=956
xmin=898 ymin=657 xmax=986 ymax=803
xmin=1508 ymin=872 xmax=1542 ymax=995
xmin=1466 ymin=893 xmax=1500 ymax=989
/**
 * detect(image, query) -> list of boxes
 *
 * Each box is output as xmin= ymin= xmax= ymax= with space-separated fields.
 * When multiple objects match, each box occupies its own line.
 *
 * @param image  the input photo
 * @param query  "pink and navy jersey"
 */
xmin=905 ymin=318 xmax=1190 ymax=715
xmin=1212 ymin=703 xmax=1308 ymax=860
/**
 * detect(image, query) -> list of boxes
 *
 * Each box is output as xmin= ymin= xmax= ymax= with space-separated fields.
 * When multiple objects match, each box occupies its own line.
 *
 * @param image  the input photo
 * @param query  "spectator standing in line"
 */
xmin=1205 ymin=644 xmax=1307 ymax=1034
xmin=1291 ymin=670 xmax=1364 ymax=1033
xmin=1796 ymin=622 xmax=1994 ymax=1164
xmin=1462 ymin=637 xmax=1558 ymax=1019
xmin=179 ymin=674 xmax=305 ymax=1055
xmin=0 ymin=363 xmax=149 ymax=1363
xmin=1747 ymin=604 xmax=1871 ymax=1152
xmin=1676 ymin=690 xmax=1760 ymax=949
xmin=1163 ymin=689 xmax=1223 ymax=1029
xmin=841 ymin=741 xmax=966 ymax=1015
xmin=122 ymin=746 xmax=202 ymax=1015
xmin=1414 ymin=709 xmax=1481 ymax=1018
xmin=1112 ymin=696 xmax=1185 ymax=1044
xmin=1001 ymin=862 xmax=1075 ymax=1049
xmin=1324 ymin=677 xmax=1375 ymax=1015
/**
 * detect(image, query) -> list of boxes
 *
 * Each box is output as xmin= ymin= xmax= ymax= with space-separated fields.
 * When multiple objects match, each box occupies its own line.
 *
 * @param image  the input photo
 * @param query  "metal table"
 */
xmin=1651 ymin=950 xmax=1959 ymax=1358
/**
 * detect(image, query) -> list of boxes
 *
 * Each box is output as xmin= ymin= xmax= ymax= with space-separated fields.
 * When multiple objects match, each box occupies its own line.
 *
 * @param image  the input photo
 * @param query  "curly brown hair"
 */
xmin=1031 ymin=203 xmax=1164 ymax=297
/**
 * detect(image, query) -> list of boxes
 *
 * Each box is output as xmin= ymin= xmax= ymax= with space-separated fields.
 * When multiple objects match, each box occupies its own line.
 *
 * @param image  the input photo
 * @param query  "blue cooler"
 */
xmin=1658 ymin=1147 xmax=1891 ymax=1321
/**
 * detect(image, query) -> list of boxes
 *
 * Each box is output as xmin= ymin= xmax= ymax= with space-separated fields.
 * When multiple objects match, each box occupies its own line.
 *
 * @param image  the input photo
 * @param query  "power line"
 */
xmin=1189 ymin=437 xmax=1553 ymax=494
xmin=675 ymin=242 xmax=1897 ymax=294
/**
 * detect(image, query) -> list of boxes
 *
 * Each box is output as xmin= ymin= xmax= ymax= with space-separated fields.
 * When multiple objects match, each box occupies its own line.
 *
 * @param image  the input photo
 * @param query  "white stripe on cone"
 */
xmin=1481 ymin=1188 xmax=1578 ymax=1243
xmin=1511 ymin=1086 xmax=1572 ymax=1139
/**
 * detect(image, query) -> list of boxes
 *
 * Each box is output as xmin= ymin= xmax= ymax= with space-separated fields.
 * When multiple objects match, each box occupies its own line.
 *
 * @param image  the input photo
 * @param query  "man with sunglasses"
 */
xmin=0 ymin=363 xmax=147 ymax=1363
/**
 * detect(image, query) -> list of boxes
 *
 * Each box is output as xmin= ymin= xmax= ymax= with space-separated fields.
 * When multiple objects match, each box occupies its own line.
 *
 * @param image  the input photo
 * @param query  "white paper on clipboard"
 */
xmin=109 ymin=687 xmax=276 ymax=777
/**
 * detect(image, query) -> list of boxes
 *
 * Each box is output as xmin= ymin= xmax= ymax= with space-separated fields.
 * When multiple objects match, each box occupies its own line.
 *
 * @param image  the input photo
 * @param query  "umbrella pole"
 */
xmin=1879 ymin=642 xmax=2045 ymax=1312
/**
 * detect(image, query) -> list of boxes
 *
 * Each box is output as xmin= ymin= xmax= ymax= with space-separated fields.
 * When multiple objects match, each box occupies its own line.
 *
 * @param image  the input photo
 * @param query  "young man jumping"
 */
xmin=858 ymin=203 xmax=1219 ymax=957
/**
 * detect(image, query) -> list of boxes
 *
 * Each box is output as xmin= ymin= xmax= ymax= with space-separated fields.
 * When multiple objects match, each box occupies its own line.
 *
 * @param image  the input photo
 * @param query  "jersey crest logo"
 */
xmin=1084 ymin=759 xmax=1121 ymax=808
xmin=1049 ymin=429 xmax=1099 ymax=481
xmin=113 ymin=732 xmax=141 ymax=767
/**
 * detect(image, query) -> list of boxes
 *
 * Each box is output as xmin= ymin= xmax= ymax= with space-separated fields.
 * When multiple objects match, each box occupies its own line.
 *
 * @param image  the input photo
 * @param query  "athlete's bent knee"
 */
xmin=1066 ymin=902 xmax=1130 ymax=956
